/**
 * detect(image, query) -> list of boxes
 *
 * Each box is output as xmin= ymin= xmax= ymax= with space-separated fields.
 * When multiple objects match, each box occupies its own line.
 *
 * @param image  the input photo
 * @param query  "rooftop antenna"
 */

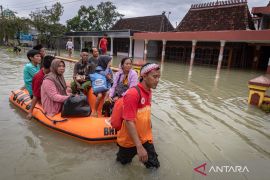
xmin=160 ymin=11 xmax=166 ymax=32
xmin=167 ymin=11 xmax=171 ymax=31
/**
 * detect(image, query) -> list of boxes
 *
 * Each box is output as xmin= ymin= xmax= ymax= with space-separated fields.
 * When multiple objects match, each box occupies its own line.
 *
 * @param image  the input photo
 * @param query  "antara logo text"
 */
xmin=194 ymin=163 xmax=249 ymax=176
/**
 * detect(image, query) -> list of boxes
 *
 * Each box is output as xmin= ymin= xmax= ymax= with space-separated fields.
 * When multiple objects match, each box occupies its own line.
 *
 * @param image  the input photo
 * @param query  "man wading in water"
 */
xmin=116 ymin=63 xmax=161 ymax=168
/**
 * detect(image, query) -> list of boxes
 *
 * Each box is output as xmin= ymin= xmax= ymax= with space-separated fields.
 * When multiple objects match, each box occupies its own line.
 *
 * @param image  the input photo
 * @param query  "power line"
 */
xmin=12 ymin=0 xmax=84 ymax=12
xmin=9 ymin=0 xmax=60 ymax=9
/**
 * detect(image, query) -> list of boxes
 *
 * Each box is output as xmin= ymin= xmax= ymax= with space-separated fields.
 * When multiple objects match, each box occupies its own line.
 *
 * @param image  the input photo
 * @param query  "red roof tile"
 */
xmin=176 ymin=0 xmax=255 ymax=32
xmin=252 ymin=7 xmax=270 ymax=15
xmin=249 ymin=75 xmax=270 ymax=87
xmin=111 ymin=14 xmax=174 ymax=32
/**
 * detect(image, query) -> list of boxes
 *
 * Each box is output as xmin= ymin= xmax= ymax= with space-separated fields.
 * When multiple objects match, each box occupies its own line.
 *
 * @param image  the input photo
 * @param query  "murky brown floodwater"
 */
xmin=0 ymin=48 xmax=269 ymax=180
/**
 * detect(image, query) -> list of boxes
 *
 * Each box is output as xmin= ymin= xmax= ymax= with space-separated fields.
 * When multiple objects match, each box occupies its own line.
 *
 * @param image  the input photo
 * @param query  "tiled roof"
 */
xmin=249 ymin=75 xmax=270 ymax=87
xmin=176 ymin=0 xmax=255 ymax=31
xmin=111 ymin=14 xmax=174 ymax=32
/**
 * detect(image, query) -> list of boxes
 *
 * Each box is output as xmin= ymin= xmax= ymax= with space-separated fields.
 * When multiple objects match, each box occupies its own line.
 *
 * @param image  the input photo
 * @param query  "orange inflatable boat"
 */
xmin=9 ymin=88 xmax=117 ymax=143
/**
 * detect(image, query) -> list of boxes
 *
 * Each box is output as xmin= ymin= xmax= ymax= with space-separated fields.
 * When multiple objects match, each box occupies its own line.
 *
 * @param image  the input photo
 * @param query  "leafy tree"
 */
xmin=0 ymin=8 xmax=30 ymax=44
xmin=67 ymin=1 xmax=123 ymax=31
xmin=96 ymin=1 xmax=123 ymax=30
xmin=66 ymin=15 xmax=81 ymax=31
xmin=29 ymin=2 xmax=65 ymax=47
xmin=42 ymin=2 xmax=64 ymax=24
xmin=14 ymin=17 xmax=32 ymax=44
xmin=67 ymin=5 xmax=97 ymax=31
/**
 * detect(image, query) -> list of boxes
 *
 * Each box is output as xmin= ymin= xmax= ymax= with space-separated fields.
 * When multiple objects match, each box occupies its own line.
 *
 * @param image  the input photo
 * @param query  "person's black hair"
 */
xmin=81 ymin=48 xmax=89 ymax=53
xmin=97 ymin=55 xmax=112 ymax=70
xmin=90 ymin=47 xmax=98 ymax=54
xmin=103 ymin=33 xmax=107 ymax=37
xmin=43 ymin=55 xmax=55 ymax=69
xmin=33 ymin=44 xmax=43 ymax=51
xmin=121 ymin=57 xmax=132 ymax=67
xmin=139 ymin=63 xmax=151 ymax=82
xmin=27 ymin=49 xmax=40 ymax=61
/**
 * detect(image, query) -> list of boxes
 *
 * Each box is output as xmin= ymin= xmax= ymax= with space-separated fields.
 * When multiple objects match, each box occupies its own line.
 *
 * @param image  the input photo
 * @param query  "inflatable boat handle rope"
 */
xmin=11 ymin=91 xmax=68 ymax=124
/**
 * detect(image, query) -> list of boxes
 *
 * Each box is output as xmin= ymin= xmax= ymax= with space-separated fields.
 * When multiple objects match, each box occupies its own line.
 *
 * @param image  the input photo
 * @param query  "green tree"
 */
xmin=67 ymin=5 xmax=97 ymax=31
xmin=42 ymin=2 xmax=64 ymax=24
xmin=96 ymin=1 xmax=123 ymax=30
xmin=66 ymin=1 xmax=123 ymax=31
xmin=0 ymin=8 xmax=30 ymax=45
xmin=66 ymin=15 xmax=81 ymax=31
xmin=14 ymin=17 xmax=32 ymax=45
xmin=29 ymin=2 xmax=65 ymax=47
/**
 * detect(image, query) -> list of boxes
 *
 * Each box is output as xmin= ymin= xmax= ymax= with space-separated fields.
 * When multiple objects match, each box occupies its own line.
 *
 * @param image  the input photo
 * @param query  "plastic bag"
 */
xmin=89 ymin=72 xmax=108 ymax=94
xmin=61 ymin=93 xmax=91 ymax=117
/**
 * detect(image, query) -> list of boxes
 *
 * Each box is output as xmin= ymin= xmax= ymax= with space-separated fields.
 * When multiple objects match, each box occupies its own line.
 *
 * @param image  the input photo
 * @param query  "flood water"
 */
xmin=0 ymin=48 xmax=270 ymax=180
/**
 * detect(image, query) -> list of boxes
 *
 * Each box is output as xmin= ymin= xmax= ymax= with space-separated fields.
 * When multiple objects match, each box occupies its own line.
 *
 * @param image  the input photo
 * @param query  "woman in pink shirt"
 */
xmin=41 ymin=59 xmax=69 ymax=117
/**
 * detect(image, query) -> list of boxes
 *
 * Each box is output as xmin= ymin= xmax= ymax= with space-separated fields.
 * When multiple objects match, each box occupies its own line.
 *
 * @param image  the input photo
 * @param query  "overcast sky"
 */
xmin=1 ymin=0 xmax=268 ymax=27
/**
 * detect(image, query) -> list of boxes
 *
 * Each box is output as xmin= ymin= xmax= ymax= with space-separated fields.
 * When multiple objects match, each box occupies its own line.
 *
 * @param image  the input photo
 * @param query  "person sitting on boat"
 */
xmin=33 ymin=44 xmax=46 ymax=67
xmin=71 ymin=48 xmax=91 ymax=94
xmin=108 ymin=57 xmax=138 ymax=102
xmin=41 ymin=59 xmax=70 ymax=117
xmin=23 ymin=49 xmax=41 ymax=98
xmin=90 ymin=55 xmax=113 ymax=117
xmin=27 ymin=55 xmax=55 ymax=119
xmin=88 ymin=47 xmax=99 ymax=74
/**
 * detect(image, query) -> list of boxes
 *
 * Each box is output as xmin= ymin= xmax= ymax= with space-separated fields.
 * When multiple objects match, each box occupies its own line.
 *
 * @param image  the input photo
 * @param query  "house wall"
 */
xmin=163 ymin=41 xmax=254 ymax=69
xmin=134 ymin=40 xmax=144 ymax=58
xmin=147 ymin=41 xmax=159 ymax=58
xmin=113 ymin=38 xmax=129 ymax=56
xmin=262 ymin=15 xmax=270 ymax=29
xmin=82 ymin=37 xmax=99 ymax=48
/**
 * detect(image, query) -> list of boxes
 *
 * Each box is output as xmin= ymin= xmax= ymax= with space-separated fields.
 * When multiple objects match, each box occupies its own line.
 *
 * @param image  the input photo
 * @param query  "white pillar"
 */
xmin=144 ymin=39 xmax=148 ymax=61
xmin=252 ymin=45 xmax=260 ymax=69
xmin=189 ymin=40 xmax=197 ymax=75
xmin=129 ymin=37 xmax=133 ymax=57
xmin=161 ymin=39 xmax=166 ymax=62
xmin=80 ymin=36 xmax=83 ymax=51
xmin=259 ymin=17 xmax=264 ymax=30
xmin=110 ymin=37 xmax=114 ymax=56
xmin=92 ymin=37 xmax=95 ymax=47
xmin=267 ymin=58 xmax=270 ymax=74
xmin=216 ymin=40 xmax=226 ymax=72
xmin=72 ymin=37 xmax=74 ymax=54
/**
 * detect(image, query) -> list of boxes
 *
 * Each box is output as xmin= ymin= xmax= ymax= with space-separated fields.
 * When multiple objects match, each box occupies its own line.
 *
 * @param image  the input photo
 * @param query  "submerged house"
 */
xmin=252 ymin=1 xmax=270 ymax=30
xmin=65 ymin=0 xmax=270 ymax=70
xmin=64 ymin=14 xmax=173 ymax=57
xmin=133 ymin=0 xmax=270 ymax=70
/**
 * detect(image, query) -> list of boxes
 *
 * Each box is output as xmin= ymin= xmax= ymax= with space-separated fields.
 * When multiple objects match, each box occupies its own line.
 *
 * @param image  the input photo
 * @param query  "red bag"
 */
xmin=111 ymin=98 xmax=124 ymax=131
xmin=111 ymin=86 xmax=141 ymax=131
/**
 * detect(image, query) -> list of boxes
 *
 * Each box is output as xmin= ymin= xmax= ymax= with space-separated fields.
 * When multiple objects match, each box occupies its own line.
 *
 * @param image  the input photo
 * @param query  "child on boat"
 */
xmin=90 ymin=55 xmax=113 ymax=117
xmin=27 ymin=55 xmax=54 ymax=119
xmin=23 ymin=49 xmax=41 ymax=98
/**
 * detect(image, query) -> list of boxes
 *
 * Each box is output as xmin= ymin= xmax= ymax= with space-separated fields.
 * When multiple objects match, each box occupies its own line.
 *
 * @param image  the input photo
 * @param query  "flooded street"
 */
xmin=0 ymin=48 xmax=269 ymax=180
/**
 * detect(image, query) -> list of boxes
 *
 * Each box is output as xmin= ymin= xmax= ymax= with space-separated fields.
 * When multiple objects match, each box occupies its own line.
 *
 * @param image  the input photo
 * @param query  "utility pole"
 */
xmin=0 ymin=5 xmax=3 ymax=45
xmin=0 ymin=5 xmax=3 ymax=17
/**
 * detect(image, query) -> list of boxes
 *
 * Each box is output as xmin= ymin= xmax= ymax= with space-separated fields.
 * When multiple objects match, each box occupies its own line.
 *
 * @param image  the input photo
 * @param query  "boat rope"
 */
xmin=34 ymin=107 xmax=68 ymax=124
xmin=11 ymin=90 xmax=68 ymax=124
